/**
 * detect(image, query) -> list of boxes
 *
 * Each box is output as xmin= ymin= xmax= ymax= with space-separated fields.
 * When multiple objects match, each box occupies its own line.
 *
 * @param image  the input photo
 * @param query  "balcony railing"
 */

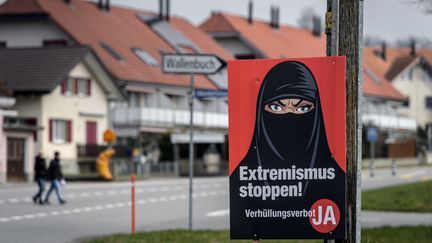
xmin=362 ymin=113 xmax=416 ymax=131
xmin=112 ymin=107 xmax=228 ymax=129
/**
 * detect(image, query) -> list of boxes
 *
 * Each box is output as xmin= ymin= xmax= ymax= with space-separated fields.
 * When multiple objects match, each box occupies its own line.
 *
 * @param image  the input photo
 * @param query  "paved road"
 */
xmin=0 ymin=166 xmax=431 ymax=243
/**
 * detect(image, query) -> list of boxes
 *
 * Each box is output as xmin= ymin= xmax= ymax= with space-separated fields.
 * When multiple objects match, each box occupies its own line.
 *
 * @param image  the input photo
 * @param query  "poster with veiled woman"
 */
xmin=228 ymin=57 xmax=346 ymax=240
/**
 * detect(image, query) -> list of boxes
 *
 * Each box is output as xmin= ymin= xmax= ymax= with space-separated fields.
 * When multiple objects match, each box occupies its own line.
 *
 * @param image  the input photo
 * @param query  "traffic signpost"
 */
xmin=162 ymin=53 xmax=226 ymax=230
xmin=195 ymin=89 xmax=228 ymax=99
xmin=367 ymin=127 xmax=378 ymax=177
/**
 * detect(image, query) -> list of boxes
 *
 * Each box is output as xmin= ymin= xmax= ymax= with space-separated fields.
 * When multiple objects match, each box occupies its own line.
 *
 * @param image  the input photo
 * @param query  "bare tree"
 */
xmin=407 ymin=0 xmax=432 ymax=14
xmin=364 ymin=35 xmax=385 ymax=47
xmin=395 ymin=36 xmax=432 ymax=48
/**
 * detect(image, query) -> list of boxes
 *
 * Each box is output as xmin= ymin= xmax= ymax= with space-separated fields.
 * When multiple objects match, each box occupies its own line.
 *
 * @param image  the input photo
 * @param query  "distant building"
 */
xmin=0 ymin=81 xmax=37 ymax=183
xmin=0 ymin=0 xmax=232 ymax=175
xmin=0 ymin=46 xmax=123 ymax=178
xmin=201 ymin=8 xmax=416 ymax=157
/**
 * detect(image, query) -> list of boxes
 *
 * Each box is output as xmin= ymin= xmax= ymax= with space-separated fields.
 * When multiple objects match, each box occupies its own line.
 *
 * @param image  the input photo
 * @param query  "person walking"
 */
xmin=44 ymin=151 xmax=66 ymax=205
xmin=32 ymin=152 xmax=46 ymax=205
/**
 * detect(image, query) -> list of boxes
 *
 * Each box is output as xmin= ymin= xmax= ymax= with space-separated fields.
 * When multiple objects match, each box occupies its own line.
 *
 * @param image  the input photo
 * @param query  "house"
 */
xmin=200 ymin=8 xmax=416 ymax=157
xmin=0 ymin=0 xmax=232 ymax=172
xmin=365 ymin=45 xmax=432 ymax=130
xmin=0 ymin=80 xmax=39 ymax=183
xmin=0 ymin=46 xmax=124 ymax=176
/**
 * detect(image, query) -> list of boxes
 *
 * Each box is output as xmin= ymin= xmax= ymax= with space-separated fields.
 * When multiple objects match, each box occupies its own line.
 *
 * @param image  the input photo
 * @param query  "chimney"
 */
xmin=248 ymin=0 xmax=253 ymax=24
xmin=98 ymin=0 xmax=103 ymax=9
xmin=270 ymin=6 xmax=279 ymax=28
xmin=159 ymin=0 xmax=164 ymax=20
xmin=275 ymin=7 xmax=280 ymax=29
xmin=312 ymin=16 xmax=321 ymax=36
xmin=165 ymin=0 xmax=170 ymax=21
xmin=410 ymin=39 xmax=416 ymax=56
xmin=105 ymin=0 xmax=110 ymax=11
xmin=381 ymin=41 xmax=387 ymax=61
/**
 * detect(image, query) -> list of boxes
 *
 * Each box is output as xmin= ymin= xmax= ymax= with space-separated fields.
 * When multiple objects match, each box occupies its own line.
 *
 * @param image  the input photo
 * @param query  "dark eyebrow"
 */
xmin=293 ymin=99 xmax=303 ymax=107
xmin=276 ymin=100 xmax=286 ymax=106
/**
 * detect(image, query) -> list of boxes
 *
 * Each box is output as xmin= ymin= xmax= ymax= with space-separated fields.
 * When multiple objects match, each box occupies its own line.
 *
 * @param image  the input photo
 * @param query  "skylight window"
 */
xmin=132 ymin=48 xmax=159 ymax=66
xmin=100 ymin=42 xmax=124 ymax=61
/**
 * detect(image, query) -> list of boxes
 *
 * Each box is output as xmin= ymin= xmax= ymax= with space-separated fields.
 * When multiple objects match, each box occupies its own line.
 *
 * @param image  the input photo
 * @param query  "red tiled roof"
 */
xmin=364 ymin=46 xmax=432 ymax=80
xmin=170 ymin=17 xmax=233 ymax=61
xmin=0 ymin=0 xmax=218 ymax=89
xmin=201 ymin=12 xmax=326 ymax=58
xmin=201 ymin=12 xmax=406 ymax=101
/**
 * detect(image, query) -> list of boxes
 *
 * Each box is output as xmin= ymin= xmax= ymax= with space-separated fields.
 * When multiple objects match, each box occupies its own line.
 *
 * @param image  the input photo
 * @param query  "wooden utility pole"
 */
xmin=326 ymin=0 xmax=364 ymax=242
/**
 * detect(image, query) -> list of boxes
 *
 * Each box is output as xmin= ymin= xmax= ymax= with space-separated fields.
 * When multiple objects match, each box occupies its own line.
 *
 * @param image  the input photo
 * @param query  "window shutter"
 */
xmin=74 ymin=78 xmax=78 ymax=95
xmin=67 ymin=120 xmax=72 ymax=143
xmin=87 ymin=79 xmax=91 ymax=96
xmin=49 ymin=119 xmax=53 ymax=142
xmin=61 ymin=80 xmax=66 ymax=94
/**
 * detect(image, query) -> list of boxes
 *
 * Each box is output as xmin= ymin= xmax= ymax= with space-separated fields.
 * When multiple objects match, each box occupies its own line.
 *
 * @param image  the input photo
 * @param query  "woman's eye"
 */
xmin=269 ymin=104 xmax=283 ymax=111
xmin=296 ymin=105 xmax=311 ymax=113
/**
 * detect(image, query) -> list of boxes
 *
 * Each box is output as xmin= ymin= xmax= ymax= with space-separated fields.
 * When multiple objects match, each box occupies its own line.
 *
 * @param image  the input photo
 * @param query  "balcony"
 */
xmin=112 ymin=107 xmax=228 ymax=129
xmin=362 ymin=113 xmax=416 ymax=131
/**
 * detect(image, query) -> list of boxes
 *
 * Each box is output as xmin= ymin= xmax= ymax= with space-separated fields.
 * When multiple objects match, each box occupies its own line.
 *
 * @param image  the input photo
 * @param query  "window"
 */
xmin=235 ymin=54 xmax=256 ymax=60
xmin=49 ymin=119 xmax=72 ymax=144
xmin=128 ymin=92 xmax=140 ymax=107
xmin=43 ymin=39 xmax=67 ymax=47
xmin=61 ymin=78 xmax=91 ymax=96
xmin=132 ymin=48 xmax=158 ymax=66
xmin=77 ymin=78 xmax=90 ymax=96
xmin=178 ymin=44 xmax=197 ymax=54
xmin=101 ymin=42 xmax=124 ymax=61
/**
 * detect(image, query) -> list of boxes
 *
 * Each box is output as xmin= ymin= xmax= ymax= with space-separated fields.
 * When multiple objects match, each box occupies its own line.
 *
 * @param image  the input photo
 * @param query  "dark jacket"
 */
xmin=34 ymin=155 xmax=47 ymax=181
xmin=47 ymin=158 xmax=63 ymax=181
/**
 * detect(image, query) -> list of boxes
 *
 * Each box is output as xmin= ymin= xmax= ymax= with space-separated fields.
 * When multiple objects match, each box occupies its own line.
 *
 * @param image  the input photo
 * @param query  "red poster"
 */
xmin=229 ymin=57 xmax=346 ymax=239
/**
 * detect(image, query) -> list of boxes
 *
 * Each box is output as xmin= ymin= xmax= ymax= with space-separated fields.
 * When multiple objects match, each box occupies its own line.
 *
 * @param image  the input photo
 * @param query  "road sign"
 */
xmin=162 ymin=53 xmax=226 ymax=74
xmin=367 ymin=127 xmax=378 ymax=142
xmin=195 ymin=89 xmax=228 ymax=98
xmin=229 ymin=57 xmax=346 ymax=239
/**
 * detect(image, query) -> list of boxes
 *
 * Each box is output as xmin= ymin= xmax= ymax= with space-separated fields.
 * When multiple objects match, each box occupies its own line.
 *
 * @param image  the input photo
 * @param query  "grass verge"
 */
xmin=85 ymin=226 xmax=432 ymax=243
xmin=362 ymin=180 xmax=432 ymax=212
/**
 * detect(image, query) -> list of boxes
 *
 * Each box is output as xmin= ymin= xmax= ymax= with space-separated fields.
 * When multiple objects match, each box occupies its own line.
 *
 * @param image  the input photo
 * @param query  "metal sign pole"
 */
xmin=188 ymin=73 xmax=195 ymax=230
xmin=370 ymin=141 xmax=375 ymax=177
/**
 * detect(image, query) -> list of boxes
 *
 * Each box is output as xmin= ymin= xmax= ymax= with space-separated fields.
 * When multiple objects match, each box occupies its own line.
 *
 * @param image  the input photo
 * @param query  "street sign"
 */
xmin=161 ymin=53 xmax=227 ymax=230
xmin=162 ymin=53 xmax=226 ymax=74
xmin=195 ymin=89 xmax=228 ymax=98
xmin=367 ymin=127 xmax=378 ymax=142
xmin=229 ymin=57 xmax=346 ymax=239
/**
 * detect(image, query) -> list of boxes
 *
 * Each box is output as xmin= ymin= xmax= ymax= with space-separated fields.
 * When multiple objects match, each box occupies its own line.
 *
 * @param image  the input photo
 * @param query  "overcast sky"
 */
xmin=0 ymin=0 xmax=430 ymax=44
xmin=110 ymin=0 xmax=432 ymax=44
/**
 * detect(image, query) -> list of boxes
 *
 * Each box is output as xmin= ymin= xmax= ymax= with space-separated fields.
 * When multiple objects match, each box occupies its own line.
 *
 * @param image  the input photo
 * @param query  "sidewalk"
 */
xmin=362 ymin=211 xmax=432 ymax=228
xmin=361 ymin=157 xmax=424 ymax=169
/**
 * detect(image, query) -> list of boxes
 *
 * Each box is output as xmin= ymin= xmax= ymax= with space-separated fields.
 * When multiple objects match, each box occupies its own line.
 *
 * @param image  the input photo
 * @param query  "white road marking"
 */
xmin=24 ymin=214 xmax=35 ymax=219
xmin=0 ymin=189 xmax=228 ymax=224
xmin=36 ymin=213 xmax=47 ymax=217
xmin=8 ymin=198 xmax=19 ymax=203
xmin=206 ymin=209 xmax=229 ymax=217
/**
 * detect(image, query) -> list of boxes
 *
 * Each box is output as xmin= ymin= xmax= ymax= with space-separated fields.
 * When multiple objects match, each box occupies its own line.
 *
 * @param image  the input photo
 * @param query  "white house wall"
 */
xmin=0 ymin=18 xmax=72 ymax=47
xmin=392 ymin=64 xmax=432 ymax=129
xmin=40 ymin=62 xmax=109 ymax=174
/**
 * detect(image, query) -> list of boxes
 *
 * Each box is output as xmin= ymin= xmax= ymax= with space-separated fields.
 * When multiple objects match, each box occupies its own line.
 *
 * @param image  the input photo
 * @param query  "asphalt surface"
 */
xmin=0 ymin=166 xmax=431 ymax=243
